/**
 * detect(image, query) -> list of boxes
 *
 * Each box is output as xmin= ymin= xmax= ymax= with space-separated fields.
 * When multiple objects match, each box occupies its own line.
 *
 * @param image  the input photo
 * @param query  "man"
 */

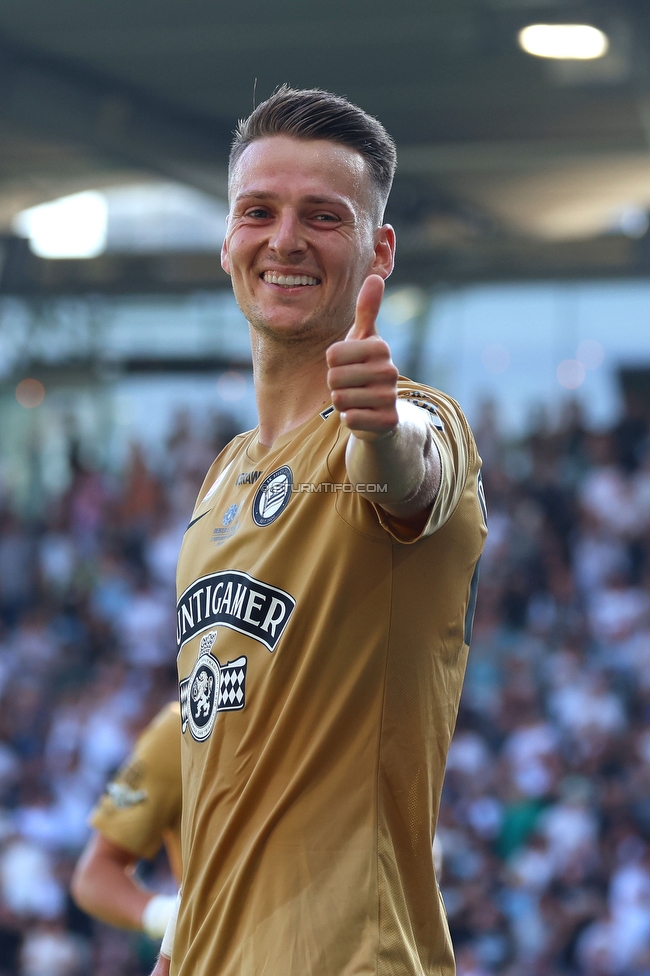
xmin=72 ymin=702 xmax=181 ymax=938
xmin=155 ymin=87 xmax=486 ymax=976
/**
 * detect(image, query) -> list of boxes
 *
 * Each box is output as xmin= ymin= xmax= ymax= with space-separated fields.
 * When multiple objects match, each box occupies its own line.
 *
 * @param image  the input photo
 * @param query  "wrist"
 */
xmin=349 ymin=423 xmax=399 ymax=444
xmin=159 ymin=890 xmax=181 ymax=959
xmin=142 ymin=893 xmax=178 ymax=940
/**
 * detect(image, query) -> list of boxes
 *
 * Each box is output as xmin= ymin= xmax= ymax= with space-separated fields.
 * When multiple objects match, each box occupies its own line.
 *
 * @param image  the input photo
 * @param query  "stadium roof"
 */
xmin=2 ymin=0 xmax=650 ymax=289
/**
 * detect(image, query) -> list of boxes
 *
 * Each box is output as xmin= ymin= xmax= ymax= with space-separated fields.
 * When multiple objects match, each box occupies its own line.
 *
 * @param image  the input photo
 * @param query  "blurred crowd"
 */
xmin=448 ymin=393 xmax=650 ymax=976
xmin=0 ymin=392 xmax=649 ymax=975
xmin=0 ymin=409 xmax=238 ymax=976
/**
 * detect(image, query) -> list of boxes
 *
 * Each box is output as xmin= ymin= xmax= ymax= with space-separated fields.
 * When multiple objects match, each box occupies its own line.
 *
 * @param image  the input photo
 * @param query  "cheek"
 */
xmin=222 ymin=234 xmax=254 ymax=277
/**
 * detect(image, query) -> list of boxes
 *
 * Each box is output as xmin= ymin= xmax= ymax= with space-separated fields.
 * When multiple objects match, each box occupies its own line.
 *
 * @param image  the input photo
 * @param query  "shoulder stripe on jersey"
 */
xmin=202 ymin=460 xmax=234 ymax=504
xmin=399 ymin=394 xmax=445 ymax=430
xmin=477 ymin=470 xmax=488 ymax=527
xmin=463 ymin=559 xmax=481 ymax=646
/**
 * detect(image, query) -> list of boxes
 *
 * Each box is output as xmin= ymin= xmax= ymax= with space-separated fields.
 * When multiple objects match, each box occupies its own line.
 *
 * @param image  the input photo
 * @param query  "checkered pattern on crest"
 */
xmin=217 ymin=657 xmax=247 ymax=711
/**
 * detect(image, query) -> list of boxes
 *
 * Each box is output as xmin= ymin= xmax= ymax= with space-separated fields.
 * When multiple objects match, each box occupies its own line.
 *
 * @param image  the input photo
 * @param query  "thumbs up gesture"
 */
xmin=326 ymin=275 xmax=399 ymax=441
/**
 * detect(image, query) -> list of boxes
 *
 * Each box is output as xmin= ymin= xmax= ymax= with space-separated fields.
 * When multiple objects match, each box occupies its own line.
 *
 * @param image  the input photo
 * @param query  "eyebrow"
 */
xmin=235 ymin=190 xmax=354 ymax=212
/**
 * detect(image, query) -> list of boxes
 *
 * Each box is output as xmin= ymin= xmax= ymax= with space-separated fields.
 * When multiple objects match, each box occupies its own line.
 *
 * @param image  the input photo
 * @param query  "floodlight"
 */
xmin=13 ymin=191 xmax=108 ymax=259
xmin=518 ymin=24 xmax=609 ymax=60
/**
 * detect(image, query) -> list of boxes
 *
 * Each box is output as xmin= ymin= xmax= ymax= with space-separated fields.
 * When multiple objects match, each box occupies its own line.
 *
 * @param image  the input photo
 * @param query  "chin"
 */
xmin=255 ymin=312 xmax=339 ymax=346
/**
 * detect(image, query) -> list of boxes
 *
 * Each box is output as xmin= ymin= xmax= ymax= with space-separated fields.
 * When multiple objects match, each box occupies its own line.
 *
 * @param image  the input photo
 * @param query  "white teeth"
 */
xmin=263 ymin=272 xmax=318 ymax=287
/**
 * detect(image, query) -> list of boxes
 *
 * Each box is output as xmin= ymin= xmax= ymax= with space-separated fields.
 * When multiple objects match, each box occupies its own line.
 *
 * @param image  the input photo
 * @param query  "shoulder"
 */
xmin=195 ymin=431 xmax=256 ymax=508
xmin=135 ymin=703 xmax=181 ymax=764
xmin=397 ymin=378 xmax=477 ymax=465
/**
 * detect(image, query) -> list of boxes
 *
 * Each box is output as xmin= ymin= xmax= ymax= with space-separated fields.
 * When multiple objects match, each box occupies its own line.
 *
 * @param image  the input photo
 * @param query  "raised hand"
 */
xmin=326 ymin=275 xmax=399 ymax=441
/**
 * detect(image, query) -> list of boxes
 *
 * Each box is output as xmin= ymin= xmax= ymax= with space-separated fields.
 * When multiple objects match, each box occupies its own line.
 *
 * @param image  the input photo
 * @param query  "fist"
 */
xmin=326 ymin=275 xmax=399 ymax=441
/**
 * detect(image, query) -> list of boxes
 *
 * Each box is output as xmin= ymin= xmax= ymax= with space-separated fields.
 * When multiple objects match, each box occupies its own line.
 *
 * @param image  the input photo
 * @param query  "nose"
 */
xmin=268 ymin=209 xmax=307 ymax=258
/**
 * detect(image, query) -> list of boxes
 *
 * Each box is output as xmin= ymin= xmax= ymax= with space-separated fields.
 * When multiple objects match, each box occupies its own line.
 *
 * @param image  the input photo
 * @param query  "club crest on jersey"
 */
xmin=252 ymin=465 xmax=293 ymax=526
xmin=179 ymin=631 xmax=247 ymax=742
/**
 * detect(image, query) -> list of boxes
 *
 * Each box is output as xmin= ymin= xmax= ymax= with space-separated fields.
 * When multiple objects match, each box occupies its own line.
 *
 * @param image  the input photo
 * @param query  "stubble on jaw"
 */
xmin=240 ymin=294 xmax=356 ymax=351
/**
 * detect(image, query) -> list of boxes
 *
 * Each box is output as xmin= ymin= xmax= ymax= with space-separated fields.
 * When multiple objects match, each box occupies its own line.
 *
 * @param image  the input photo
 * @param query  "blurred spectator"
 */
xmin=20 ymin=924 xmax=88 ymax=976
xmin=0 ymin=836 xmax=64 ymax=919
xmin=0 ymin=515 xmax=34 ymax=628
xmin=114 ymin=576 xmax=175 ymax=670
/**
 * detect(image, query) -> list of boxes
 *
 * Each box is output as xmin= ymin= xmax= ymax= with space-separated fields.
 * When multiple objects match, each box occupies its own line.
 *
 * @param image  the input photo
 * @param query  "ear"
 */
xmin=221 ymin=236 xmax=231 ymax=276
xmin=370 ymin=224 xmax=396 ymax=280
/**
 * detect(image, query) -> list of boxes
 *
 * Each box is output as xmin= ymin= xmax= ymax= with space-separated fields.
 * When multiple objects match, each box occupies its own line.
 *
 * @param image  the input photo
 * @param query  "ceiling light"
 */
xmin=12 ymin=191 xmax=108 ymax=259
xmin=518 ymin=24 xmax=609 ymax=60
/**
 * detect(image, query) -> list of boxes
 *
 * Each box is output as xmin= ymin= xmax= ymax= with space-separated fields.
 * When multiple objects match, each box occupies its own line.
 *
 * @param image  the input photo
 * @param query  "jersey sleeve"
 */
xmin=90 ymin=703 xmax=182 ymax=862
xmin=372 ymin=385 xmax=476 ymax=544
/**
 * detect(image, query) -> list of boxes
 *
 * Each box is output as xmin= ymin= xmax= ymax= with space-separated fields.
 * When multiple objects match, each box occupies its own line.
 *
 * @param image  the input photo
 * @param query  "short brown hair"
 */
xmin=229 ymin=86 xmax=397 ymax=222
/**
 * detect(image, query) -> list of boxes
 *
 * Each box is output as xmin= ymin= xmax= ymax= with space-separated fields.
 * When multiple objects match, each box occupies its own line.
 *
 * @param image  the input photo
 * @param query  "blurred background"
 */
xmin=0 ymin=1 xmax=650 ymax=974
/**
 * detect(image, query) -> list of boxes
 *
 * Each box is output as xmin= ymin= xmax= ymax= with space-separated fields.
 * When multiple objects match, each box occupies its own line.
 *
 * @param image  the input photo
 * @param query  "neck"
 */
xmin=250 ymin=325 xmax=344 ymax=447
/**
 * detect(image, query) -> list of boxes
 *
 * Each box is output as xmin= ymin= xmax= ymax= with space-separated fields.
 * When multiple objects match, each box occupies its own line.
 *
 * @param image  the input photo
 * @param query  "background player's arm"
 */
xmin=327 ymin=275 xmax=441 ymax=520
xmin=151 ymin=959 xmax=171 ymax=976
xmin=71 ymin=832 xmax=158 ymax=930
xmin=149 ymin=889 xmax=180 ymax=976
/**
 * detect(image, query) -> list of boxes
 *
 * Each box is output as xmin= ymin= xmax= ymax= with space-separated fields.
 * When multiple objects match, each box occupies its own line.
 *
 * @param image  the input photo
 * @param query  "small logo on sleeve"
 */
xmin=106 ymin=782 xmax=148 ymax=808
xmin=252 ymin=466 xmax=293 ymax=526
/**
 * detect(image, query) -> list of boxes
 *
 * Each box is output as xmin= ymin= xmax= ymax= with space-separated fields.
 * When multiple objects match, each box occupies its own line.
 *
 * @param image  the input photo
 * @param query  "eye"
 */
xmin=312 ymin=213 xmax=339 ymax=223
xmin=245 ymin=207 xmax=272 ymax=219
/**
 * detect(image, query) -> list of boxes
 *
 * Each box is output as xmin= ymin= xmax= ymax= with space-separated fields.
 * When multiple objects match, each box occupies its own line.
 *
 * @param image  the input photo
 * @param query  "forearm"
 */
xmin=72 ymin=838 xmax=151 ymax=930
xmin=345 ymin=400 xmax=440 ymax=518
xmin=151 ymin=956 xmax=171 ymax=976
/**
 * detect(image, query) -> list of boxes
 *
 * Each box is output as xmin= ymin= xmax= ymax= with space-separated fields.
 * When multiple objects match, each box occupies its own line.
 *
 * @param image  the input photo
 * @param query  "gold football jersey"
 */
xmin=90 ymin=702 xmax=182 ymax=882
xmin=173 ymin=380 xmax=486 ymax=976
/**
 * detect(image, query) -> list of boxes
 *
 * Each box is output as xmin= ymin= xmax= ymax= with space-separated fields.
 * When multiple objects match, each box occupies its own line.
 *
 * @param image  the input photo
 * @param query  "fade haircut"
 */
xmin=229 ymin=86 xmax=397 ymax=224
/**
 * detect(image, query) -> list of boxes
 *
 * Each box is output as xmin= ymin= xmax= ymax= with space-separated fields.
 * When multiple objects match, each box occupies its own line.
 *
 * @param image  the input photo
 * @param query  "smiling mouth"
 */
xmin=262 ymin=272 xmax=320 ymax=287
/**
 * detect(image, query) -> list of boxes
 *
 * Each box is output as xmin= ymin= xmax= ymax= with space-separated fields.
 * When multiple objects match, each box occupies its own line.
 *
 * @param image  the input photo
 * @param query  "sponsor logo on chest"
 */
xmin=176 ymin=570 xmax=296 ymax=653
xmin=236 ymin=470 xmax=262 ymax=486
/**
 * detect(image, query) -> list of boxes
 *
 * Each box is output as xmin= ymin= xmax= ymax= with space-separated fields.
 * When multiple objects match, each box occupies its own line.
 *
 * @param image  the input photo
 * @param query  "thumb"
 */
xmin=346 ymin=274 xmax=385 ymax=340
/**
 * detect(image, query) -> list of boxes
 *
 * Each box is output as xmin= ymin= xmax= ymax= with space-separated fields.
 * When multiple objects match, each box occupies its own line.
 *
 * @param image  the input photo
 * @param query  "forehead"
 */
xmin=229 ymin=135 xmax=372 ymax=209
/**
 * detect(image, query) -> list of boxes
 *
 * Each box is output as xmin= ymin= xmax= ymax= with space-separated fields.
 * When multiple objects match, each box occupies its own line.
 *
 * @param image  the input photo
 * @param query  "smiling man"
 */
xmin=154 ymin=87 xmax=486 ymax=976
